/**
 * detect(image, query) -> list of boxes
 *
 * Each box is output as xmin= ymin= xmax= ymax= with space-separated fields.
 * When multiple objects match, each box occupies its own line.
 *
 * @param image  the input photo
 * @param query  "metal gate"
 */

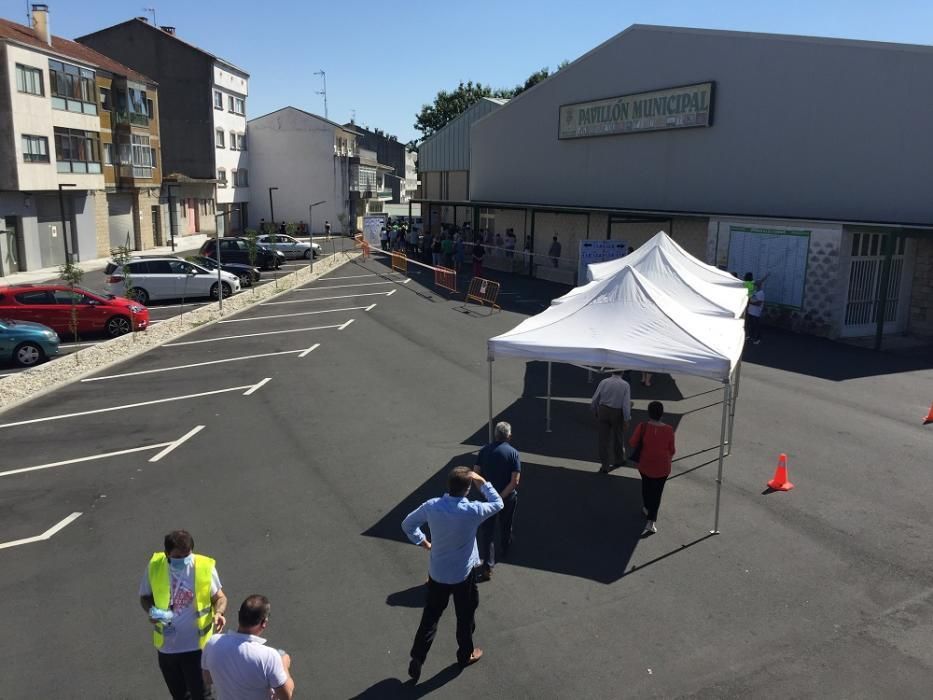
xmin=843 ymin=232 xmax=908 ymax=336
xmin=108 ymin=193 xmax=135 ymax=250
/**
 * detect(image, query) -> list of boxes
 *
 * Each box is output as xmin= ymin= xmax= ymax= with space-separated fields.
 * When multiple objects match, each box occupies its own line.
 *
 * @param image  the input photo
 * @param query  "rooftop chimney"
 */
xmin=30 ymin=4 xmax=51 ymax=46
xmin=136 ymin=16 xmax=149 ymax=23
xmin=161 ymin=26 xmax=176 ymax=35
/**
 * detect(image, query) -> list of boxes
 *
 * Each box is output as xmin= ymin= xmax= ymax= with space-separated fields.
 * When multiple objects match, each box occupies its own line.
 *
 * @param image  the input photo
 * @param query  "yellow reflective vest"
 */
xmin=147 ymin=552 xmax=216 ymax=650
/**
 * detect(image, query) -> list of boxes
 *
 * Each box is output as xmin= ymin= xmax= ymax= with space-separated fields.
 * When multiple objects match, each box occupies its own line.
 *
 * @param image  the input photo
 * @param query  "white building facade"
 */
xmin=212 ymin=60 xmax=249 ymax=232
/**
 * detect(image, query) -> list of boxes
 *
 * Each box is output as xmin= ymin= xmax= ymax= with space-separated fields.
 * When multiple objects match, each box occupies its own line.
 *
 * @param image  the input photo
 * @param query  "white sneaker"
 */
xmin=642 ymin=521 xmax=657 ymax=535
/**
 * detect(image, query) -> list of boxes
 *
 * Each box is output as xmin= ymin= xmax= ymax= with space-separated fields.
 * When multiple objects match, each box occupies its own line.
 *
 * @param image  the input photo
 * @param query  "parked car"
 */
xmin=0 ymin=284 xmax=149 ymax=338
xmin=199 ymin=238 xmax=285 ymax=270
xmin=106 ymin=257 xmax=241 ymax=304
xmin=255 ymin=234 xmax=320 ymax=259
xmin=188 ymin=256 xmax=260 ymax=287
xmin=0 ymin=317 xmax=60 ymax=367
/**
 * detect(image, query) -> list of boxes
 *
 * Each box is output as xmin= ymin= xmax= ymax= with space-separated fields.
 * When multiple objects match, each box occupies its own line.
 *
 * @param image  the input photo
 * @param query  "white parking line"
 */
xmin=0 ymin=379 xmax=270 ymax=429
xmin=82 ymin=349 xmax=312 ymax=382
xmin=217 ymin=305 xmax=374 ymax=324
xmin=0 ymin=425 xmax=205 ymax=476
xmin=338 ymin=319 xmax=354 ymax=330
xmin=294 ymin=279 xmax=410 ymax=291
xmin=243 ymin=377 xmax=271 ymax=396
xmin=298 ymin=342 xmax=320 ymax=358
xmin=320 ymin=273 xmax=391 ymax=281
xmin=148 ymin=425 xmax=206 ymax=462
xmin=145 ymin=302 xmax=209 ymax=311
xmin=165 ymin=324 xmax=345 ymax=346
xmin=0 ymin=512 xmax=82 ymax=551
xmin=261 ymin=289 xmax=395 ymax=305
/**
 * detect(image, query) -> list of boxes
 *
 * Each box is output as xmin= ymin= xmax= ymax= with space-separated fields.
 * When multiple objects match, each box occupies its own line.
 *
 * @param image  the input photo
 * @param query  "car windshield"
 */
xmin=196 ymin=257 xmax=218 ymax=268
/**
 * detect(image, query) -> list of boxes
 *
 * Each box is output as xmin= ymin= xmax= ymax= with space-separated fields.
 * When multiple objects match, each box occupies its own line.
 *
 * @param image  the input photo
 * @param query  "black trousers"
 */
xmin=410 ymin=569 xmax=478 ymax=665
xmin=745 ymin=314 xmax=761 ymax=341
xmin=157 ymin=649 xmax=209 ymax=699
xmin=480 ymin=492 xmax=518 ymax=568
xmin=641 ymin=474 xmax=667 ymax=521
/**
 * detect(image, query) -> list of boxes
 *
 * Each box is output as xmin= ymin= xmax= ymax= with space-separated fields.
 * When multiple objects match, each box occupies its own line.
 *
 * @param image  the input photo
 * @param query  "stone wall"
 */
xmin=93 ymin=191 xmax=110 ymax=258
xmin=908 ymin=236 xmax=933 ymax=337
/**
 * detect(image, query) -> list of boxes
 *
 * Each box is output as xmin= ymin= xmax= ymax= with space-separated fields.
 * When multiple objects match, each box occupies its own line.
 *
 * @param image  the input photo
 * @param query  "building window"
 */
xmin=217 ymin=168 xmax=227 ymax=186
xmin=146 ymin=98 xmax=154 ymax=119
xmin=127 ymin=87 xmax=149 ymax=125
xmin=22 ymin=135 xmax=49 ymax=162
xmin=53 ymin=127 xmax=101 ymax=173
xmin=100 ymin=87 xmax=112 ymax=111
xmin=48 ymin=60 xmax=97 ymax=115
xmin=215 ymin=128 xmax=225 ymax=148
xmin=228 ymin=95 xmax=234 ymax=112
xmin=150 ymin=148 xmax=158 ymax=169
xmin=214 ymin=90 xmax=223 ymax=109
xmin=238 ymin=133 xmax=247 ymax=151
xmin=16 ymin=64 xmax=44 ymax=95
xmin=104 ymin=143 xmax=113 ymax=165
xmin=234 ymin=169 xmax=248 ymax=187
xmin=233 ymin=97 xmax=245 ymax=115
xmin=131 ymin=134 xmax=153 ymax=177
xmin=229 ymin=130 xmax=237 ymax=151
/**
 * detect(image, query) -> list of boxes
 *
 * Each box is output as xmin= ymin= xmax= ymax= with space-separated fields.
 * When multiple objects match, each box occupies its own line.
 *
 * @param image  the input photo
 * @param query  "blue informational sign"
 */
xmin=578 ymin=239 xmax=628 ymax=283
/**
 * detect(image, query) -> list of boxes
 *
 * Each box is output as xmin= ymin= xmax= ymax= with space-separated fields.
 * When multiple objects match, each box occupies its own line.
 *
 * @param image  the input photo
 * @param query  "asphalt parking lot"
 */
xmin=0 ymin=236 xmax=356 ymax=377
xmin=1 ymin=251 xmax=932 ymax=698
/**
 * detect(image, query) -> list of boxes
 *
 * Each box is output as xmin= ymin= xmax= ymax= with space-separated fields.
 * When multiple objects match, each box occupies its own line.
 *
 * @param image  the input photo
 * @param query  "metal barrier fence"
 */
xmin=390 ymin=251 xmax=408 ymax=274
xmin=465 ymin=276 xmax=501 ymax=311
xmin=434 ymin=266 xmax=457 ymax=295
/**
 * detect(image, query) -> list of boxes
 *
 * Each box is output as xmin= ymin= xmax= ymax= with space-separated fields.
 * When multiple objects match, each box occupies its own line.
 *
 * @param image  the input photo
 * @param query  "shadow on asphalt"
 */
xmin=520 ymin=361 xmax=686 ymax=402
xmin=351 ymin=663 xmax=462 ymax=699
xmin=743 ymin=326 xmax=933 ymax=380
xmin=386 ymin=584 xmax=427 ymax=608
xmin=363 ymin=453 xmax=648 ymax=584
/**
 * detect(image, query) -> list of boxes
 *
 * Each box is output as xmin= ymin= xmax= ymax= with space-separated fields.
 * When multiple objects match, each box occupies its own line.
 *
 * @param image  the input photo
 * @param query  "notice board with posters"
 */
xmin=578 ymin=239 xmax=628 ymax=284
xmin=727 ymin=226 xmax=810 ymax=308
xmin=362 ymin=214 xmax=386 ymax=249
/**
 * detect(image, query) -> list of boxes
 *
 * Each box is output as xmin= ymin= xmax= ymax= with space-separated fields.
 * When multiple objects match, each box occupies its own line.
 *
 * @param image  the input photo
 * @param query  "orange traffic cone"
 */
xmin=767 ymin=453 xmax=794 ymax=491
xmin=924 ymin=402 xmax=933 ymax=425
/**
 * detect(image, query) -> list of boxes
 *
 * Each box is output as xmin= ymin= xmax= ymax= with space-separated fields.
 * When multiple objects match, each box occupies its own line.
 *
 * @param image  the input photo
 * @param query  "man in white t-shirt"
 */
xmin=202 ymin=595 xmax=295 ymax=699
xmin=139 ymin=530 xmax=227 ymax=700
xmin=746 ymin=281 xmax=765 ymax=344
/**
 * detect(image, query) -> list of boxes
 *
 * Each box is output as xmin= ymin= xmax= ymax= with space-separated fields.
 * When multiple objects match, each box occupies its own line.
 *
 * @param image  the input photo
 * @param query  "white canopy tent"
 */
xmin=487 ymin=265 xmax=746 ymax=532
xmin=557 ymin=231 xmax=749 ymax=318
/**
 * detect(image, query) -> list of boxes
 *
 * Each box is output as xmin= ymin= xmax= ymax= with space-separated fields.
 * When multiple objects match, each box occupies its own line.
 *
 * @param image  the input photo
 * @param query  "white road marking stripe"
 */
xmin=145 ymin=302 xmax=209 ymax=311
xmin=319 ymin=273 xmax=384 ymax=280
xmin=148 ymin=425 xmax=206 ymax=462
xmin=0 ymin=512 xmax=82 ymax=550
xmin=165 ymin=324 xmax=343 ymax=346
xmin=243 ymin=377 xmax=271 ymax=396
xmin=338 ymin=319 xmax=355 ymax=330
xmin=82 ymin=349 xmax=305 ymax=382
xmin=292 ymin=280 xmax=405 ymax=291
xmin=298 ymin=342 xmax=320 ymax=359
xmin=0 ymin=384 xmax=258 ymax=429
xmin=0 ymin=443 xmax=171 ymax=478
xmin=217 ymin=305 xmax=370 ymax=324
xmin=261 ymin=291 xmax=393 ymax=305
xmin=365 ymin=303 xmax=377 ymax=311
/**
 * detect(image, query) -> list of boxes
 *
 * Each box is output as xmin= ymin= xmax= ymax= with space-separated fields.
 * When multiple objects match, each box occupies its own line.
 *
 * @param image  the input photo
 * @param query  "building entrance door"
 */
xmin=151 ymin=206 xmax=163 ymax=246
xmin=842 ymin=232 xmax=911 ymax=337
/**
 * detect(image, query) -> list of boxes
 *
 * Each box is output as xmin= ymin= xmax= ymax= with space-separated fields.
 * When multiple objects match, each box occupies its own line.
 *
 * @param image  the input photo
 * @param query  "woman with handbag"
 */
xmin=629 ymin=401 xmax=676 ymax=535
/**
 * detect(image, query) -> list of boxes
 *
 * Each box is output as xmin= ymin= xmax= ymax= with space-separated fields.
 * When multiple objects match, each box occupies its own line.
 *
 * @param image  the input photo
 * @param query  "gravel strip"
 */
xmin=0 ymin=252 xmax=361 ymax=413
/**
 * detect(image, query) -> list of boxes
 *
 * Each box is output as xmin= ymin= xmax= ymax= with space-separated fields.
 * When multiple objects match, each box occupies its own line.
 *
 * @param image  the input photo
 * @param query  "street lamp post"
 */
xmin=213 ymin=211 xmax=226 ymax=312
xmin=57 ymin=183 xmax=76 ymax=264
xmin=268 ymin=187 xmax=278 ymax=234
xmin=308 ymin=200 xmax=326 ymax=272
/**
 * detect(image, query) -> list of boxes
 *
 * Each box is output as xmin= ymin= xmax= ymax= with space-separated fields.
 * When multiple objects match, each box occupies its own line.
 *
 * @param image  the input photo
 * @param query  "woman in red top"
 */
xmin=629 ymin=401 xmax=676 ymax=535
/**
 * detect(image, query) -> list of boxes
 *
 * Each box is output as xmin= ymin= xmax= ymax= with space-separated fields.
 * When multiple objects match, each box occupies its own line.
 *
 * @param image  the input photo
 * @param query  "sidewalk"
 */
xmin=0 ymin=234 xmax=209 ymax=286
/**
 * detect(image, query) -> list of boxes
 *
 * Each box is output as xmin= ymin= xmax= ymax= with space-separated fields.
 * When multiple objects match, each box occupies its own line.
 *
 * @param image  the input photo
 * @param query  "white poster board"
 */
xmin=362 ymin=214 xmax=386 ymax=249
xmin=727 ymin=226 xmax=809 ymax=308
xmin=578 ymin=239 xmax=628 ymax=283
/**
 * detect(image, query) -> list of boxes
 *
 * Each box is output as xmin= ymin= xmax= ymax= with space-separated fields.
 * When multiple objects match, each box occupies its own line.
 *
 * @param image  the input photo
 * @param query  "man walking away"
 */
xmin=402 ymin=467 xmax=503 ymax=682
xmin=139 ymin=530 xmax=227 ymax=700
xmin=549 ymin=236 xmax=562 ymax=268
xmin=475 ymin=421 xmax=521 ymax=582
xmin=201 ymin=595 xmax=295 ymax=699
xmin=591 ymin=370 xmax=631 ymax=474
xmin=746 ymin=280 xmax=765 ymax=344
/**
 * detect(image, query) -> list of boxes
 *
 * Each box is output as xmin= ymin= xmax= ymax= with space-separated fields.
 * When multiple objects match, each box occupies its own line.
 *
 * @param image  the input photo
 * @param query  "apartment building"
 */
xmin=77 ymin=17 xmax=249 ymax=237
xmin=0 ymin=6 xmax=165 ymax=275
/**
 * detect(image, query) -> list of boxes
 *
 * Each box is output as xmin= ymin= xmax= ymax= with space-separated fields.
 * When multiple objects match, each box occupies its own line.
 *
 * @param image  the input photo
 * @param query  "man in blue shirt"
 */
xmin=402 ymin=467 xmax=503 ymax=682
xmin=475 ymin=421 xmax=521 ymax=582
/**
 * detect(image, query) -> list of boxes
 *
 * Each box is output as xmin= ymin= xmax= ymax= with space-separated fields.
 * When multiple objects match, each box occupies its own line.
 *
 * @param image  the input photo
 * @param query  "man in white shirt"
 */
xmin=746 ymin=281 xmax=765 ymax=344
xmin=591 ymin=370 xmax=632 ymax=473
xmin=202 ymin=595 xmax=295 ymax=700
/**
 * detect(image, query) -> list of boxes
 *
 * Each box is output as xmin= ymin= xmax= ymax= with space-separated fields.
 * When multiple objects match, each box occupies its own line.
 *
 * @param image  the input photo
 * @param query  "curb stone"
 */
xmin=0 ymin=251 xmax=362 ymax=416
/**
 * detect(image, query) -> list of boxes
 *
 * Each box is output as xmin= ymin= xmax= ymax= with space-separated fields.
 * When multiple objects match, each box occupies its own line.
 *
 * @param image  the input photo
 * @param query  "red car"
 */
xmin=0 ymin=284 xmax=149 ymax=338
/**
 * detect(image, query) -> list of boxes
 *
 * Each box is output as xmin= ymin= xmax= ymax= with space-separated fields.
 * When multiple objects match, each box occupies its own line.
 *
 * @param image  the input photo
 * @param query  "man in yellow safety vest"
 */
xmin=139 ymin=529 xmax=227 ymax=700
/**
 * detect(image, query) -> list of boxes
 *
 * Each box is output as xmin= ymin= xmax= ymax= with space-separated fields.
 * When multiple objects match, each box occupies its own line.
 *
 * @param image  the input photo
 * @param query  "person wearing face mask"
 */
xmin=139 ymin=529 xmax=227 ymax=699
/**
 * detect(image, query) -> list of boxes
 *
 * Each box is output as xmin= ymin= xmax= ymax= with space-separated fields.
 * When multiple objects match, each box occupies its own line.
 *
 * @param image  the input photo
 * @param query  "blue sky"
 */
xmin=6 ymin=0 xmax=933 ymax=143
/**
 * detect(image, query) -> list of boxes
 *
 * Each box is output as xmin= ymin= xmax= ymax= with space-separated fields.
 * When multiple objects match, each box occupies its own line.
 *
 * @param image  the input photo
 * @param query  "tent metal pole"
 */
xmin=546 ymin=361 xmax=552 ymax=433
xmin=488 ymin=358 xmax=494 ymax=443
xmin=726 ymin=360 xmax=742 ymax=456
xmin=711 ymin=382 xmax=730 ymax=535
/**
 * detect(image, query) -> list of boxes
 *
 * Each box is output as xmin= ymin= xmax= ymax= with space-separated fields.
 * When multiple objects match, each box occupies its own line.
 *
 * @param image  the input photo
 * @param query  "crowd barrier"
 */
xmin=390 ymin=251 xmax=408 ymax=274
xmin=434 ymin=266 xmax=458 ymax=295
xmin=465 ymin=276 xmax=501 ymax=311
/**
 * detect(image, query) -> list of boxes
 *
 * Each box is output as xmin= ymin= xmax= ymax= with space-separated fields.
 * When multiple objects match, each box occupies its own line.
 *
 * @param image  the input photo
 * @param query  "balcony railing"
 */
xmin=113 ymin=111 xmax=150 ymax=127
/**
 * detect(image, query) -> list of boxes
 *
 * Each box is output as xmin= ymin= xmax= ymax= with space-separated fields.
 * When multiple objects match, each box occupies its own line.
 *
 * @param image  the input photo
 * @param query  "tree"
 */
xmin=57 ymin=259 xmax=84 ymax=356
xmin=414 ymin=81 xmax=501 ymax=138
xmin=512 ymin=67 xmax=550 ymax=96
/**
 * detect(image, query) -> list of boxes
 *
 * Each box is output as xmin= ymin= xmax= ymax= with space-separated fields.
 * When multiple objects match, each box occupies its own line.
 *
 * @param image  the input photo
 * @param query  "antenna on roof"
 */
xmin=142 ymin=7 xmax=156 ymax=25
xmin=314 ymin=69 xmax=328 ymax=120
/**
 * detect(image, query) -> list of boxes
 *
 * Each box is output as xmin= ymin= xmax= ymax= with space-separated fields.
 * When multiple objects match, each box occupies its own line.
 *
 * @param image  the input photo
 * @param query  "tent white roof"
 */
xmin=571 ymin=231 xmax=748 ymax=318
xmin=488 ymin=266 xmax=745 ymax=382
